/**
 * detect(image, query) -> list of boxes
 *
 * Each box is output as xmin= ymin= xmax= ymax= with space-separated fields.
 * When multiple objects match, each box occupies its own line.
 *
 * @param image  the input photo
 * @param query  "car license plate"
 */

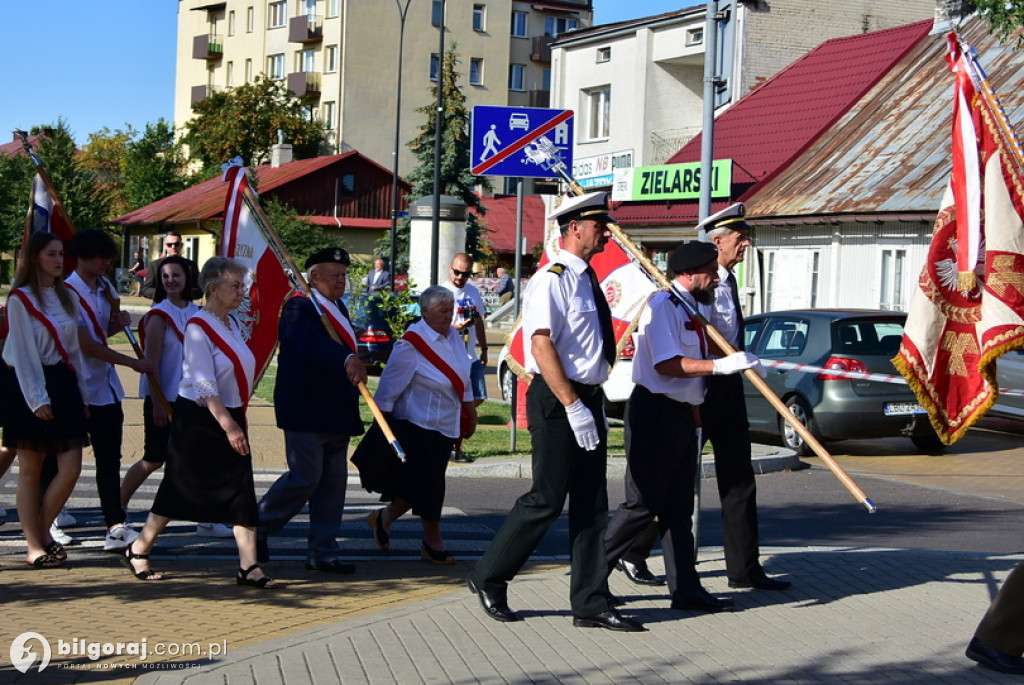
xmin=883 ymin=402 xmax=926 ymax=416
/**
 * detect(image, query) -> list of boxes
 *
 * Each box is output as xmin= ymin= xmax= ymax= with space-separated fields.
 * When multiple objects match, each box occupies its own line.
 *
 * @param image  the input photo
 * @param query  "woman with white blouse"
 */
xmin=2 ymin=232 xmax=89 ymax=568
xmin=122 ymin=257 xmax=279 ymax=588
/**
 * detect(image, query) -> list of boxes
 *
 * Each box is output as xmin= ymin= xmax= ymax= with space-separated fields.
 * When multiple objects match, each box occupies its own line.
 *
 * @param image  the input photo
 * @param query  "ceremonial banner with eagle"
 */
xmin=894 ymin=34 xmax=1024 ymax=444
xmin=220 ymin=161 xmax=295 ymax=383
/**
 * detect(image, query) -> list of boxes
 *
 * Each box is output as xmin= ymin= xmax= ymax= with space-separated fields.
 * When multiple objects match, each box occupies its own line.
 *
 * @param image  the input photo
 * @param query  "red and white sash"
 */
xmin=187 ymin=314 xmax=254 ymax=409
xmin=65 ymin=278 xmax=113 ymax=345
xmin=139 ymin=305 xmax=187 ymax=350
xmin=402 ymin=330 xmax=465 ymax=401
xmin=298 ymin=291 xmax=358 ymax=353
xmin=9 ymin=289 xmax=74 ymax=369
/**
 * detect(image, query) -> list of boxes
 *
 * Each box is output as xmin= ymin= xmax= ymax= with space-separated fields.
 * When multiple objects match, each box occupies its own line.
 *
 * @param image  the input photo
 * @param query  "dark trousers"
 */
xmin=469 ymin=375 xmax=610 ymax=616
xmin=975 ymin=561 xmax=1024 ymax=656
xmin=604 ymin=386 xmax=700 ymax=599
xmin=88 ymin=402 xmax=127 ymax=528
xmin=624 ymin=373 xmax=761 ymax=581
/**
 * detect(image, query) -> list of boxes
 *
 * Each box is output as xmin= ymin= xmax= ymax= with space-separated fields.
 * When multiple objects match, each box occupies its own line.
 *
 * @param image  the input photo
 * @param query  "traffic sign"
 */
xmin=471 ymin=106 xmax=574 ymax=178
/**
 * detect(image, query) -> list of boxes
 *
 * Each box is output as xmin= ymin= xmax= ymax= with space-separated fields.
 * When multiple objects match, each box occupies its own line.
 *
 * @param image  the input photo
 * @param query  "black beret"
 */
xmin=669 ymin=241 xmax=718 ymax=274
xmin=305 ymin=247 xmax=350 ymax=269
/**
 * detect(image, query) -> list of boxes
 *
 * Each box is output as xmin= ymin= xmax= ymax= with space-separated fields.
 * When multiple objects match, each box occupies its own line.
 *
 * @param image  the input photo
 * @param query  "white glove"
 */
xmin=712 ymin=351 xmax=767 ymax=378
xmin=565 ymin=399 xmax=600 ymax=451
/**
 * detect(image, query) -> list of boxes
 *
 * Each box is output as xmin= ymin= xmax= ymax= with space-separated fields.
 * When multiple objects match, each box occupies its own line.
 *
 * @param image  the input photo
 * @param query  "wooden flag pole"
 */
xmin=237 ymin=181 xmax=406 ymax=462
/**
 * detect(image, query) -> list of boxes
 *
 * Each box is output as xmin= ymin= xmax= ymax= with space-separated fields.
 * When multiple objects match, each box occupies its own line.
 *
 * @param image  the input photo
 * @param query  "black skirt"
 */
xmin=351 ymin=416 xmax=453 ymax=521
xmin=151 ymin=397 xmax=258 ymax=526
xmin=2 ymin=362 xmax=87 ymax=453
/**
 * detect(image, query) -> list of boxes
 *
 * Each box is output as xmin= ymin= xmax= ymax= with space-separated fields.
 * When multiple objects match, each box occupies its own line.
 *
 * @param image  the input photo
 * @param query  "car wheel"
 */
xmin=501 ymin=366 xmax=515 ymax=402
xmin=779 ymin=397 xmax=816 ymax=457
xmin=911 ymin=427 xmax=945 ymax=453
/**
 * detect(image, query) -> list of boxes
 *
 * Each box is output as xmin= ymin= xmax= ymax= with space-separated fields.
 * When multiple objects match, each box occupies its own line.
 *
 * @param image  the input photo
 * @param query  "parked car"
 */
xmin=741 ymin=309 xmax=943 ymax=455
xmin=989 ymin=349 xmax=1024 ymax=420
xmin=341 ymin=293 xmax=420 ymax=371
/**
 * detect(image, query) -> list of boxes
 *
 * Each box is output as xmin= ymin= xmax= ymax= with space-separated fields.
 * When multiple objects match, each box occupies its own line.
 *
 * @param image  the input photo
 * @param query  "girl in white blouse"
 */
xmin=2 ymin=232 xmax=89 ymax=568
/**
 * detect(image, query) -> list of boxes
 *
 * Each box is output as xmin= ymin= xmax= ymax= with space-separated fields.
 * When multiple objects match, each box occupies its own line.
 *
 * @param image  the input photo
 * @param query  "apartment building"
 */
xmin=174 ymin=0 xmax=592 ymax=176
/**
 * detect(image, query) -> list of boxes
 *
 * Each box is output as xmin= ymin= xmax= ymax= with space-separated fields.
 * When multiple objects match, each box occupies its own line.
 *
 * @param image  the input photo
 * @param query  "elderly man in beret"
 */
xmin=604 ymin=241 xmax=765 ymax=614
xmin=256 ymin=247 xmax=367 ymax=574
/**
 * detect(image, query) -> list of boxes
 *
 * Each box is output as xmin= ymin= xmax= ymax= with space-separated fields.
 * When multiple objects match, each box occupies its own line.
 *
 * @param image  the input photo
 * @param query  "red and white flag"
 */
xmin=220 ymin=162 xmax=295 ymax=382
xmin=894 ymin=34 xmax=1024 ymax=444
xmin=23 ymin=173 xmax=76 ymax=272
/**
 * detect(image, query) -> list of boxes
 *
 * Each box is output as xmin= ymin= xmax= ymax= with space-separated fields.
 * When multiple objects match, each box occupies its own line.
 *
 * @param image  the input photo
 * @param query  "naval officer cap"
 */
xmin=669 ymin=240 xmax=719 ymax=274
xmin=305 ymin=247 xmax=351 ymax=269
xmin=695 ymin=202 xmax=752 ymax=233
xmin=547 ymin=191 xmax=614 ymax=226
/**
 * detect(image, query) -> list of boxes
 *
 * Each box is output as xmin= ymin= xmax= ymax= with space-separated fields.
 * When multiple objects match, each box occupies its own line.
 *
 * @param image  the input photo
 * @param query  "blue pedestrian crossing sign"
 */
xmin=471 ymin=106 xmax=574 ymax=179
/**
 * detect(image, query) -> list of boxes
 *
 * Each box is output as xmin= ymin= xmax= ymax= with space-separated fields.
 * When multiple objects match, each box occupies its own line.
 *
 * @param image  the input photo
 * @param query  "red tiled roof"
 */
xmin=0 ymin=133 xmax=47 ymax=157
xmin=113 ymin=152 xmax=379 ymax=225
xmin=613 ymin=20 xmax=934 ymax=226
xmin=305 ymin=216 xmax=391 ymax=230
xmin=470 ymin=194 xmax=546 ymax=254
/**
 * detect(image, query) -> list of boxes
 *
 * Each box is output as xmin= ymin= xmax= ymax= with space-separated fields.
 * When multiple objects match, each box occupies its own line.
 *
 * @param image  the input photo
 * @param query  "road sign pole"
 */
xmin=431 ymin=0 xmax=446 ymax=286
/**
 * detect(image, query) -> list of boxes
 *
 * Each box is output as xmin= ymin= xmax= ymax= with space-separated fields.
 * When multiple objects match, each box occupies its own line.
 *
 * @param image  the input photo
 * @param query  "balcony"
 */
xmin=287 ymin=71 xmax=321 ymax=98
xmin=289 ymin=14 xmax=323 ymax=43
xmin=192 ymin=34 xmax=224 ymax=60
xmin=528 ymin=89 xmax=550 ymax=108
xmin=531 ymin=35 xmax=554 ymax=62
xmin=191 ymin=84 xmax=222 ymax=105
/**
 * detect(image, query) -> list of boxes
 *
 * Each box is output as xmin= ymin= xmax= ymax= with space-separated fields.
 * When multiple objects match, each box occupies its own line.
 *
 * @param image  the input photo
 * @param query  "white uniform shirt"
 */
xmin=631 ymin=286 xmax=708 ymax=405
xmin=374 ymin=318 xmax=473 ymax=439
xmin=138 ymin=300 xmax=200 ymax=401
xmin=177 ymin=310 xmax=255 ymax=409
xmin=708 ymin=263 xmax=742 ymax=348
xmin=522 ymin=252 xmax=610 ymax=386
xmin=442 ymin=280 xmax=486 ymax=362
xmin=65 ymin=271 xmax=124 ymax=406
xmin=2 ymin=287 xmax=89 ymax=412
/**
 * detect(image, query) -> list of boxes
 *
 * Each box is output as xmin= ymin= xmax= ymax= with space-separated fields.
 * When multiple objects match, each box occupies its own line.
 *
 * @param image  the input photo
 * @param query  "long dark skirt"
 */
xmin=151 ymin=397 xmax=258 ymax=526
xmin=2 ymin=362 xmax=87 ymax=453
xmin=351 ymin=416 xmax=452 ymax=521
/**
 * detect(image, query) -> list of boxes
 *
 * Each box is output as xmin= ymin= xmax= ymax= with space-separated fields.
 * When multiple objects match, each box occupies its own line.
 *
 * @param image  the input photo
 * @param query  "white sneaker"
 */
xmin=56 ymin=508 xmax=77 ymax=528
xmin=104 ymin=523 xmax=139 ymax=551
xmin=50 ymin=522 xmax=73 ymax=545
xmin=196 ymin=522 xmax=234 ymax=538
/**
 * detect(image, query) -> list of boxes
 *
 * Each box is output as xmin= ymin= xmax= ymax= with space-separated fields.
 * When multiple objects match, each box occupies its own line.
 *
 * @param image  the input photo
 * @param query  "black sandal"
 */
xmin=366 ymin=508 xmax=390 ymax=551
xmin=45 ymin=540 xmax=68 ymax=561
xmin=121 ymin=542 xmax=162 ymax=581
xmin=237 ymin=563 xmax=280 ymax=589
xmin=420 ymin=540 xmax=456 ymax=565
xmin=28 ymin=553 xmax=62 ymax=569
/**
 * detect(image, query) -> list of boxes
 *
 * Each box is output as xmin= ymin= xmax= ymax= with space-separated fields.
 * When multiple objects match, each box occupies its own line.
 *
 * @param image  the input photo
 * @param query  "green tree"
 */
xmin=0 ymin=149 xmax=34 ymax=254
xmin=378 ymin=44 xmax=492 ymax=271
xmin=973 ymin=1 xmax=1024 ymax=49
xmin=183 ymin=75 xmax=325 ymax=171
xmin=79 ymin=125 xmax=134 ymax=218
xmin=35 ymin=122 xmax=111 ymax=231
xmin=123 ymin=119 xmax=190 ymax=210
xmin=265 ymin=197 xmax=344 ymax=267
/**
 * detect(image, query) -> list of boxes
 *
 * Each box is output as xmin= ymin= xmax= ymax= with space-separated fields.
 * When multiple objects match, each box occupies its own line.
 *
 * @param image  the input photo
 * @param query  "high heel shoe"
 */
xmin=237 ymin=563 xmax=281 ymax=589
xmin=121 ymin=542 xmax=162 ymax=581
xmin=420 ymin=540 xmax=456 ymax=565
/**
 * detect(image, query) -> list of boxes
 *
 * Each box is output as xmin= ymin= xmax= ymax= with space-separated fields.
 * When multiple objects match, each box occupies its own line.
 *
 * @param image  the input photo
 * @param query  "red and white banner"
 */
xmin=220 ymin=164 xmax=295 ymax=382
xmin=894 ymin=34 xmax=1024 ymax=444
xmin=24 ymin=173 xmax=76 ymax=273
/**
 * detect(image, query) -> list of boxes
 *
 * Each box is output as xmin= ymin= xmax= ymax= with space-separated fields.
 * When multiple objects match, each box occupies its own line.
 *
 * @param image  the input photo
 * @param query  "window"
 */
xmin=327 ymin=0 xmax=339 ymax=18
xmin=325 ymin=45 xmax=338 ymax=72
xmin=583 ymin=86 xmax=610 ymax=140
xmin=469 ymin=58 xmax=483 ymax=85
xmin=511 ymin=11 xmax=527 ymax=37
xmin=226 ymin=61 xmax=234 ymax=86
xmin=686 ymin=27 xmax=704 ymax=46
xmin=880 ymin=248 xmax=907 ymax=311
xmin=246 ymin=6 xmax=254 ymax=32
xmin=323 ymin=101 xmax=336 ymax=130
xmin=301 ymin=104 xmax=315 ymax=120
xmin=184 ymin=236 xmax=199 ymax=262
xmin=268 ymin=53 xmax=285 ymax=80
xmin=508 ymin=63 xmax=525 ymax=91
xmin=430 ymin=53 xmax=440 ymax=81
xmin=596 ymin=46 xmax=610 ymax=63
xmin=269 ymin=1 xmax=287 ymax=28
xmin=545 ymin=16 xmax=577 ymax=37
xmin=299 ymin=48 xmax=315 ymax=72
xmin=245 ymin=58 xmax=253 ymax=83
xmin=228 ymin=10 xmax=236 ymax=36
xmin=758 ymin=318 xmax=810 ymax=358
xmin=431 ymin=0 xmax=444 ymax=27
xmin=542 ymin=68 xmax=551 ymax=91
xmin=473 ymin=4 xmax=485 ymax=31
xmin=303 ymin=0 xmax=316 ymax=19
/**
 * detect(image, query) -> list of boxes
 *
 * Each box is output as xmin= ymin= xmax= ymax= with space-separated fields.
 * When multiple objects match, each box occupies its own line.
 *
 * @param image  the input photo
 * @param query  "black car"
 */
xmin=342 ymin=293 xmax=419 ymax=371
xmin=742 ymin=309 xmax=943 ymax=455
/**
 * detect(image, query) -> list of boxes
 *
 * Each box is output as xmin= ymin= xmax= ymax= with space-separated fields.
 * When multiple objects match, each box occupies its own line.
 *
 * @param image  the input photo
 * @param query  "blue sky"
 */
xmin=0 ymin=0 xmax=688 ymax=145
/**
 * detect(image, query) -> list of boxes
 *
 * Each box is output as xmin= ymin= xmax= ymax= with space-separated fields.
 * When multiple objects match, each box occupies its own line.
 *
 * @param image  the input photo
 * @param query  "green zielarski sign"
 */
xmin=612 ymin=160 xmax=733 ymax=201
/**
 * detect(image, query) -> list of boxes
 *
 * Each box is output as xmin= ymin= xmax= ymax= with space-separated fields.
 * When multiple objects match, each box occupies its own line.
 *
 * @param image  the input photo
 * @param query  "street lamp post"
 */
xmin=430 ymin=0 xmax=446 ymax=286
xmin=389 ymin=0 xmax=413 ymax=290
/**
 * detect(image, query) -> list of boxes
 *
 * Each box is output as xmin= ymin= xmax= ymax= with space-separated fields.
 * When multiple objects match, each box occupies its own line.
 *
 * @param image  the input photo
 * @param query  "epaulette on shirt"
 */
xmin=548 ymin=263 xmax=566 ymax=276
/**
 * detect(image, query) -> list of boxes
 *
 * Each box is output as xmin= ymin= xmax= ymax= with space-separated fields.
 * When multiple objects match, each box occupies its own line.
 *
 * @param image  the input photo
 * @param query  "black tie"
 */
xmin=727 ymin=271 xmax=745 ymax=350
xmin=586 ymin=266 xmax=617 ymax=366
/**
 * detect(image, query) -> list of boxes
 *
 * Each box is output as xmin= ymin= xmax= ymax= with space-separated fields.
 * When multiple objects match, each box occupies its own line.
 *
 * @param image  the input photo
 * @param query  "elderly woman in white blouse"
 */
xmin=122 ymin=257 xmax=279 ymax=588
xmin=353 ymin=285 xmax=478 ymax=565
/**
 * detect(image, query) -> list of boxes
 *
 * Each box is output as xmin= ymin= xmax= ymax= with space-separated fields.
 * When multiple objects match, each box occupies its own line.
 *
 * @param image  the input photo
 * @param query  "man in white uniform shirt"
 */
xmin=66 ymin=230 xmax=152 ymax=551
xmin=442 ymin=253 xmax=488 ymax=463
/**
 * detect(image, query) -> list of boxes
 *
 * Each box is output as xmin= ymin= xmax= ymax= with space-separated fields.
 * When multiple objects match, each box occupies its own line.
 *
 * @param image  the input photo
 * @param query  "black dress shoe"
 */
xmin=467 ymin=577 xmax=520 ymax=622
xmin=256 ymin=537 xmax=270 ymax=563
xmin=573 ymin=609 xmax=646 ymax=632
xmin=966 ymin=637 xmax=1024 ymax=674
xmin=671 ymin=587 xmax=735 ymax=613
xmin=728 ymin=569 xmax=792 ymax=591
xmin=616 ymin=559 xmax=666 ymax=586
xmin=449 ymin=449 xmax=474 ymax=463
xmin=306 ymin=559 xmax=356 ymax=574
